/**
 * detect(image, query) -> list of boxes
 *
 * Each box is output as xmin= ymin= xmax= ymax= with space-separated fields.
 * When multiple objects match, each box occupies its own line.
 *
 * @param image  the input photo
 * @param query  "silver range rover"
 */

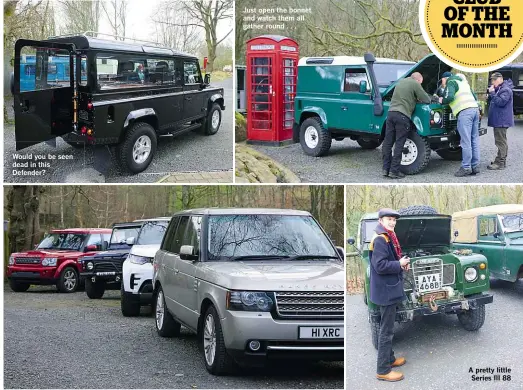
xmin=152 ymin=208 xmax=345 ymax=375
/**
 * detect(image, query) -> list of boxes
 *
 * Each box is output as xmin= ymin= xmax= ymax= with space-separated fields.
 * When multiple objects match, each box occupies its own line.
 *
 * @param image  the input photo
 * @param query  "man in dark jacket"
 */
xmin=369 ymin=209 xmax=410 ymax=382
xmin=487 ymin=72 xmax=514 ymax=170
xmin=382 ymin=73 xmax=431 ymax=179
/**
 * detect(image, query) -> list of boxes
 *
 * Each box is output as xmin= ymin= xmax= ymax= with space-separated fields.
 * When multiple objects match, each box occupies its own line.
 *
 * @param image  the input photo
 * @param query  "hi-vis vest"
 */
xmin=448 ymin=78 xmax=478 ymax=116
xmin=369 ymin=233 xmax=390 ymax=252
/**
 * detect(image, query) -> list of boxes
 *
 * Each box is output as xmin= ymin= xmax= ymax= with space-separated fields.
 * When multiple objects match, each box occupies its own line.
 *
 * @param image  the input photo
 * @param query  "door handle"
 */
xmin=341 ymin=106 xmax=348 ymax=111
xmin=174 ymin=268 xmax=179 ymax=274
xmin=185 ymin=96 xmax=192 ymax=101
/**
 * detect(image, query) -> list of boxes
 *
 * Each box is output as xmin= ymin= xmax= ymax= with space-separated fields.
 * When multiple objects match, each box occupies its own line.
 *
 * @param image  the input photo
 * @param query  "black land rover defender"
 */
xmin=80 ymin=221 xmax=142 ymax=299
xmin=13 ymin=32 xmax=225 ymax=174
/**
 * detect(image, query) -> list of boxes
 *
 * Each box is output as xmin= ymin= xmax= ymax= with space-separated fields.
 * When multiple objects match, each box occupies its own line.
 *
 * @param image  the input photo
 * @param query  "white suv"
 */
xmin=121 ymin=217 xmax=170 ymax=316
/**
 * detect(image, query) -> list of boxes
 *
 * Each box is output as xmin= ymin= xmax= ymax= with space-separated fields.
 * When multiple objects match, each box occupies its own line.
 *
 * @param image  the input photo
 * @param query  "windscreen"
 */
xmin=136 ymin=221 xmax=169 ymax=245
xmin=207 ymin=215 xmax=337 ymax=260
xmin=37 ymin=233 xmax=86 ymax=251
xmin=500 ymin=213 xmax=523 ymax=232
xmin=374 ymin=63 xmax=413 ymax=87
xmin=110 ymin=225 xmax=142 ymax=245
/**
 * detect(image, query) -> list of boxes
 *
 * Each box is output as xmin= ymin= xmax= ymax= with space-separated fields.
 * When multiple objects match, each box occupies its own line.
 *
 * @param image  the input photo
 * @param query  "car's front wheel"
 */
xmin=457 ymin=304 xmax=486 ymax=331
xmin=202 ymin=305 xmax=236 ymax=375
xmin=155 ymin=286 xmax=181 ymax=337
xmin=8 ymin=279 xmax=30 ymax=292
xmin=121 ymin=283 xmax=140 ymax=317
xmin=85 ymin=279 xmax=106 ymax=299
xmin=203 ymin=103 xmax=222 ymax=135
xmin=393 ymin=131 xmax=431 ymax=174
xmin=57 ymin=267 xmax=79 ymax=293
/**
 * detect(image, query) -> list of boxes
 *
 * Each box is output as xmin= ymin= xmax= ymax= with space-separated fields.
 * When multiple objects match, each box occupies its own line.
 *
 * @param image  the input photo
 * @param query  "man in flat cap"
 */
xmin=369 ymin=208 xmax=410 ymax=382
xmin=439 ymin=71 xmax=481 ymax=177
xmin=487 ymin=72 xmax=514 ymax=170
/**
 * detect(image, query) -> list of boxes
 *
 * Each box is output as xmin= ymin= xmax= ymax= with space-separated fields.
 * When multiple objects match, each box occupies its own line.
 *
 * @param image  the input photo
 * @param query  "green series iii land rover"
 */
xmin=294 ymin=53 xmax=486 ymax=174
xmin=348 ymin=205 xmax=493 ymax=349
xmin=452 ymin=204 xmax=523 ymax=283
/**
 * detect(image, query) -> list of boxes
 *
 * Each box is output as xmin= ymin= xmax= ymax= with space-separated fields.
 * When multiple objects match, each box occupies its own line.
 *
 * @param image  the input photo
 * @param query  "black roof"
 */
xmin=44 ymin=35 xmax=197 ymax=58
xmin=493 ymin=63 xmax=523 ymax=70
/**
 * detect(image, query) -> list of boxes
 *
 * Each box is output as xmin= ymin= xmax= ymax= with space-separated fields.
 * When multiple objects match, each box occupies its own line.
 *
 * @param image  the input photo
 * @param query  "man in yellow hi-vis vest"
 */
xmin=439 ymin=71 xmax=481 ymax=177
xmin=369 ymin=209 xmax=411 ymax=382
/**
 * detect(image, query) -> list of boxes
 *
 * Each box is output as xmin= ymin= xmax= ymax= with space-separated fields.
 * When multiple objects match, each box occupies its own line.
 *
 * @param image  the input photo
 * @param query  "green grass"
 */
xmin=208 ymin=70 xmax=231 ymax=82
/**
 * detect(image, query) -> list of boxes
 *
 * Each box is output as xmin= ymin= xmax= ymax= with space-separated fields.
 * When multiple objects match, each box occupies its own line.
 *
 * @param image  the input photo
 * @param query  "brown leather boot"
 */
xmin=376 ymin=371 xmax=404 ymax=382
xmin=391 ymin=357 xmax=406 ymax=367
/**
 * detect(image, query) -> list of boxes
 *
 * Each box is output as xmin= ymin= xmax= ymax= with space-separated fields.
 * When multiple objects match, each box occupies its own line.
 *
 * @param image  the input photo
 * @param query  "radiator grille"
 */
xmin=94 ymin=261 xmax=122 ymax=273
xmin=14 ymin=257 xmax=41 ymax=265
xmin=275 ymin=291 xmax=344 ymax=318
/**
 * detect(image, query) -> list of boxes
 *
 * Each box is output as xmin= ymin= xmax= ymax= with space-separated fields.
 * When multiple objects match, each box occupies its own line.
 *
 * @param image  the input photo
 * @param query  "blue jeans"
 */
xmin=457 ymin=107 xmax=480 ymax=169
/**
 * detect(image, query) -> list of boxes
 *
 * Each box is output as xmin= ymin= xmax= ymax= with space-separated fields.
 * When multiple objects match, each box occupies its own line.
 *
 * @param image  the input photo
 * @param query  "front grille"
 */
xmin=274 ymin=291 xmax=344 ymax=319
xmin=412 ymin=258 xmax=443 ymax=291
xmin=404 ymin=260 xmax=455 ymax=291
xmin=93 ymin=261 xmax=122 ymax=273
xmin=15 ymin=257 xmax=41 ymax=265
xmin=442 ymin=108 xmax=458 ymax=132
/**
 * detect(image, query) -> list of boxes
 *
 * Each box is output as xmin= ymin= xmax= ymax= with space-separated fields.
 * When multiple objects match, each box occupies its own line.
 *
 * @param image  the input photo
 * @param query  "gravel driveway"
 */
xmin=250 ymin=119 xmax=523 ymax=183
xmin=345 ymin=278 xmax=523 ymax=390
xmin=4 ymin=286 xmax=343 ymax=389
xmin=3 ymin=78 xmax=233 ymax=183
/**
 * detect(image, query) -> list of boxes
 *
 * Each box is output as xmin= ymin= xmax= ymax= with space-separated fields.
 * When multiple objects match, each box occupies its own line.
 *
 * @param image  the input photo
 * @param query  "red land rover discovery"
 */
xmin=7 ymin=228 xmax=112 ymax=293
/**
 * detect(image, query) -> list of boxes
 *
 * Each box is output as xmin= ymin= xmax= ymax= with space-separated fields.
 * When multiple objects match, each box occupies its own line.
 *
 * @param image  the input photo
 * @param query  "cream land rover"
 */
xmin=152 ymin=208 xmax=345 ymax=375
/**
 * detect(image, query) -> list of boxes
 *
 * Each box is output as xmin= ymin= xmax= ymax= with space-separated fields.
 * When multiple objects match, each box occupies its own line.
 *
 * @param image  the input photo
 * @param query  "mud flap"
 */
xmin=92 ymin=146 xmax=113 ymax=175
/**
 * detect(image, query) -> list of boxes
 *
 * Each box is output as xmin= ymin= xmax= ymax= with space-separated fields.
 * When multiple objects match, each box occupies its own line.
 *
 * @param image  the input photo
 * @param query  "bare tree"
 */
xmin=101 ymin=0 xmax=128 ymax=40
xmin=58 ymin=0 xmax=101 ymax=36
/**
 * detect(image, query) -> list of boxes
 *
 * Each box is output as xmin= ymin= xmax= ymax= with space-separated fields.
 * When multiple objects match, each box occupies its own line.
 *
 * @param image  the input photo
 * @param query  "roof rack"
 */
xmin=47 ymin=31 xmax=165 ymax=48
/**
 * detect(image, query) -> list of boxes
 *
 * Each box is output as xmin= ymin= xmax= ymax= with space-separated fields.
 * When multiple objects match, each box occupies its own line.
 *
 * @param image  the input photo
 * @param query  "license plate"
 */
xmin=479 ymin=127 xmax=487 ymax=136
xmin=96 ymin=271 xmax=116 ymax=276
xmin=417 ymin=273 xmax=441 ymax=292
xmin=299 ymin=326 xmax=344 ymax=339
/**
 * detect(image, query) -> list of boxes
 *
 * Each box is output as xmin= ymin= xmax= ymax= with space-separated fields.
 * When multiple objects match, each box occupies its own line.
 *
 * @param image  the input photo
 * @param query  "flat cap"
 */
xmin=490 ymin=72 xmax=503 ymax=79
xmin=378 ymin=208 xmax=400 ymax=219
xmin=441 ymin=71 xmax=452 ymax=79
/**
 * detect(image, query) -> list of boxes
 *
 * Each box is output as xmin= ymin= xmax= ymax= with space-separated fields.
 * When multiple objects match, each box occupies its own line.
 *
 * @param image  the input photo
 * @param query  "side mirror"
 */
xmin=454 ymin=230 xmax=459 ymax=238
xmin=359 ymin=80 xmax=368 ymax=94
xmin=493 ymin=232 xmax=501 ymax=238
xmin=204 ymin=73 xmax=211 ymax=85
xmin=126 ymin=237 xmax=135 ymax=246
xmin=102 ymin=241 xmax=109 ymax=251
xmin=336 ymin=246 xmax=345 ymax=258
xmin=85 ymin=244 xmax=98 ymax=252
xmin=347 ymin=237 xmax=356 ymax=246
xmin=180 ymin=245 xmax=198 ymax=261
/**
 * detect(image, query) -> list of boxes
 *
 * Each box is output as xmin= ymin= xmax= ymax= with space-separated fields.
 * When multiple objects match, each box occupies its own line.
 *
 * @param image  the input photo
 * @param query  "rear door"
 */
xmin=14 ymin=39 xmax=76 ymax=150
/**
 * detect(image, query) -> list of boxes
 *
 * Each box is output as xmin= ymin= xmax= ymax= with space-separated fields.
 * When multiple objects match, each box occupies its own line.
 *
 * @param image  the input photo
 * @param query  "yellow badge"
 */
xmin=419 ymin=0 xmax=523 ymax=72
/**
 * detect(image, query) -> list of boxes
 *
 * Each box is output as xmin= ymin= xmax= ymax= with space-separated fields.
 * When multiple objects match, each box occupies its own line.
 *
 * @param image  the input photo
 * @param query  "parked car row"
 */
xmin=347 ymin=203 xmax=523 ymax=349
xmin=6 ymin=208 xmax=346 ymax=375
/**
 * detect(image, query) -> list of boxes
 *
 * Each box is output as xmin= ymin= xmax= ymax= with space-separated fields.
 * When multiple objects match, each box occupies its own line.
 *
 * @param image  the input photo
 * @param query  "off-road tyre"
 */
xmin=396 ymin=131 xmax=431 ymax=175
xmin=435 ymin=147 xmax=463 ymax=161
xmin=457 ymin=304 xmax=486 ymax=331
xmin=299 ymin=117 xmax=332 ymax=157
xmin=202 ymin=305 xmax=236 ymax=375
xmin=57 ymin=267 xmax=79 ymax=293
xmin=116 ymin=122 xmax=157 ymax=174
xmin=357 ymin=138 xmax=381 ymax=150
xmin=155 ymin=286 xmax=181 ymax=337
xmin=121 ymin=283 xmax=141 ymax=317
xmin=370 ymin=315 xmax=380 ymax=350
xmin=8 ymin=279 xmax=30 ymax=292
xmin=85 ymin=279 xmax=106 ymax=299
xmin=398 ymin=205 xmax=438 ymax=216
xmin=202 ymin=103 xmax=222 ymax=135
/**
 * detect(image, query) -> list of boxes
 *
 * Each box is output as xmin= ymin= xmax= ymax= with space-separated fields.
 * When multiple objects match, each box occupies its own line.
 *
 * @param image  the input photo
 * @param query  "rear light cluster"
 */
xmin=80 ymin=126 xmax=93 ymax=136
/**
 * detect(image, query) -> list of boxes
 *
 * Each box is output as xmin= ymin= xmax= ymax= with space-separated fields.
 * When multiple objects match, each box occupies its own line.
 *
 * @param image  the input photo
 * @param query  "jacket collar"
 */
xmin=375 ymin=223 xmax=390 ymax=236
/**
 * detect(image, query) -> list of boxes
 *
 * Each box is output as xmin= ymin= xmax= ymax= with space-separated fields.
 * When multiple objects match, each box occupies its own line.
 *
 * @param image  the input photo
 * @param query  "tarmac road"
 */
xmin=345 ymin=278 xmax=523 ymax=390
xmin=250 ymin=118 xmax=523 ymax=183
xmin=3 ymin=78 xmax=233 ymax=183
xmin=3 ymin=286 xmax=343 ymax=389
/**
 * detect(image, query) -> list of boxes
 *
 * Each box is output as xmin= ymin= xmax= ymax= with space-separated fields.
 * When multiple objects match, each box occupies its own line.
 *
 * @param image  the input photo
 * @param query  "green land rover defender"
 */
xmin=348 ymin=205 xmax=493 ymax=349
xmin=294 ymin=53 xmax=487 ymax=174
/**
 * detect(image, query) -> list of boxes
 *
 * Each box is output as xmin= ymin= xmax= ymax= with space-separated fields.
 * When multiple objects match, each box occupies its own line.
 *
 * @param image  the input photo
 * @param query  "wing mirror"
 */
xmin=454 ymin=230 xmax=459 ymax=238
xmin=347 ymin=237 xmax=356 ymax=246
xmin=125 ymin=237 xmax=135 ymax=246
xmin=180 ymin=245 xmax=198 ymax=261
xmin=204 ymin=73 xmax=211 ymax=85
xmin=336 ymin=246 xmax=345 ymax=258
xmin=85 ymin=244 xmax=98 ymax=252
xmin=359 ymin=80 xmax=368 ymax=94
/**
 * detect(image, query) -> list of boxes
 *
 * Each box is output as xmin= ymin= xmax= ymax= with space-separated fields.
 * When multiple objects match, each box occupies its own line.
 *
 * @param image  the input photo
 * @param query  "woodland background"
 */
xmin=4 ymin=185 xmax=344 ymax=260
xmin=346 ymin=185 xmax=523 ymax=293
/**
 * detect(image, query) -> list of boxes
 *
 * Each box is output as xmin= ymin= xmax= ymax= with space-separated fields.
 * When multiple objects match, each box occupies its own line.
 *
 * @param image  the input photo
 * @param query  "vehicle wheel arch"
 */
xmin=122 ymin=110 xmax=159 ymax=140
xmin=54 ymin=259 xmax=79 ymax=278
xmin=209 ymin=94 xmax=225 ymax=111
xmin=197 ymin=296 xmax=222 ymax=336
xmin=299 ymin=109 xmax=327 ymax=128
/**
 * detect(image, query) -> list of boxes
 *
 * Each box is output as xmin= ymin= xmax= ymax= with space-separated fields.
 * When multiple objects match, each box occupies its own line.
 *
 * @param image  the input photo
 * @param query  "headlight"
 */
xmin=42 ymin=258 xmax=58 ymax=266
xmin=8 ymin=256 xmax=15 ymax=265
xmin=128 ymin=254 xmax=152 ymax=265
xmin=87 ymin=262 xmax=94 ymax=270
xmin=464 ymin=267 xmax=478 ymax=282
xmin=433 ymin=111 xmax=442 ymax=124
xmin=227 ymin=291 xmax=274 ymax=312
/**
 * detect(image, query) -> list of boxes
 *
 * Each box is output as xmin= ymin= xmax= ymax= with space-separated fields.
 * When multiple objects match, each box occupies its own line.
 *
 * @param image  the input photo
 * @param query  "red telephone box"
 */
xmin=246 ymin=35 xmax=299 ymax=145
